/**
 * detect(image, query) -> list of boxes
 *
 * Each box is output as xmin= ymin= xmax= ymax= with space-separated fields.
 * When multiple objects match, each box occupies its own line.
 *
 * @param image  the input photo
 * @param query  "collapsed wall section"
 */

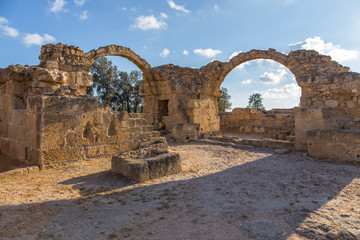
xmin=0 ymin=66 xmax=31 ymax=161
xmin=220 ymin=108 xmax=295 ymax=140
xmin=0 ymin=43 xmax=167 ymax=168
xmin=28 ymin=95 xmax=166 ymax=168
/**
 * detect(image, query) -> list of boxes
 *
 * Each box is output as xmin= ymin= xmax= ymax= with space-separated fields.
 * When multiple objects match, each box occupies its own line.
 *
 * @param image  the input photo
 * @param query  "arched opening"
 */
xmin=221 ymin=59 xmax=300 ymax=110
xmin=85 ymin=45 xmax=152 ymax=114
xmin=217 ymin=50 xmax=302 ymax=142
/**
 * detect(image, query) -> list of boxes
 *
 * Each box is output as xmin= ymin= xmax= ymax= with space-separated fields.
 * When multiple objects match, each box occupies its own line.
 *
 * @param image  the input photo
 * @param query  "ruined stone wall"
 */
xmin=220 ymin=108 xmax=295 ymax=140
xmin=145 ymin=63 xmax=224 ymax=138
xmin=0 ymin=43 xmax=166 ymax=167
xmin=1 ymin=42 xmax=360 ymax=164
xmin=0 ymin=66 xmax=31 ymax=161
xmin=27 ymin=95 xmax=165 ymax=168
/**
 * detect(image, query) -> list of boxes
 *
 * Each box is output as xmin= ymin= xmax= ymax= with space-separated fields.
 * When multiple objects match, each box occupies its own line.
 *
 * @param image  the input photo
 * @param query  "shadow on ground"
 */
xmin=0 ymin=142 xmax=359 ymax=239
xmin=0 ymin=153 xmax=34 ymax=173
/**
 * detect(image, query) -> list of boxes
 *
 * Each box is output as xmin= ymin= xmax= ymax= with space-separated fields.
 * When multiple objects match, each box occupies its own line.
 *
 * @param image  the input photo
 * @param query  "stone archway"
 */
xmin=209 ymin=49 xmax=304 ymax=106
xmin=213 ymin=50 xmax=299 ymax=142
xmin=85 ymin=45 xmax=152 ymax=83
xmin=205 ymin=49 xmax=357 ymax=152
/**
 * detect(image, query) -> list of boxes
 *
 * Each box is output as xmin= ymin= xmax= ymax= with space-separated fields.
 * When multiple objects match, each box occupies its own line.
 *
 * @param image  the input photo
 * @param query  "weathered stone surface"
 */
xmin=220 ymin=108 xmax=295 ymax=140
xmin=307 ymin=130 xmax=360 ymax=162
xmin=274 ymin=148 xmax=291 ymax=154
xmin=111 ymin=149 xmax=181 ymax=182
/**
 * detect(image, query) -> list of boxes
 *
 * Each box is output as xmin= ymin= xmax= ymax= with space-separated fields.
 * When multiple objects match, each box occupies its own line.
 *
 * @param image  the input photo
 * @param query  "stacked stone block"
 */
xmin=30 ymin=95 xmax=166 ymax=168
xmin=220 ymin=108 xmax=295 ymax=140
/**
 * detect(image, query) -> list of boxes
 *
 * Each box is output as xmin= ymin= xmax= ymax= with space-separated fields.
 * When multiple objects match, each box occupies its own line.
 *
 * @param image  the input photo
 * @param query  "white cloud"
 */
xmin=50 ymin=0 xmax=67 ymax=13
xmin=183 ymin=49 xmax=189 ymax=56
xmin=160 ymin=48 xmax=170 ymax=58
xmin=79 ymin=10 xmax=88 ymax=20
xmin=289 ymin=36 xmax=359 ymax=62
xmin=0 ymin=17 xmax=8 ymax=25
xmin=74 ymin=0 xmax=86 ymax=6
xmin=131 ymin=15 xmax=167 ymax=30
xmin=214 ymin=4 xmax=220 ymax=11
xmin=1 ymin=26 xmax=19 ymax=37
xmin=160 ymin=12 xmax=168 ymax=19
xmin=22 ymin=33 xmax=56 ymax=46
xmin=122 ymin=7 xmax=127 ymax=11
xmin=241 ymin=79 xmax=253 ymax=84
xmin=260 ymin=69 xmax=287 ymax=85
xmin=194 ymin=48 xmax=222 ymax=58
xmin=0 ymin=17 xmax=19 ymax=38
xmin=261 ymin=83 xmax=301 ymax=99
xmin=167 ymin=0 xmax=190 ymax=13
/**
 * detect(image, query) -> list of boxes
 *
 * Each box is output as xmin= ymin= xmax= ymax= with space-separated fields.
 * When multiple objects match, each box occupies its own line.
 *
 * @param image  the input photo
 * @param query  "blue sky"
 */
xmin=1 ymin=0 xmax=360 ymax=109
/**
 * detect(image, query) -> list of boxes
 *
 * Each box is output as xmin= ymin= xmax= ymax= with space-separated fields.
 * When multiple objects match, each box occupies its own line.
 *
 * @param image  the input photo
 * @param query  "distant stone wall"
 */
xmin=220 ymin=108 xmax=295 ymax=140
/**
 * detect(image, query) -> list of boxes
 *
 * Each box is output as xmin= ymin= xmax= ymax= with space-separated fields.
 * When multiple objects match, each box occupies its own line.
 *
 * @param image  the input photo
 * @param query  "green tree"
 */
xmin=217 ymin=87 xmax=232 ymax=112
xmin=247 ymin=93 xmax=264 ymax=110
xmin=87 ymin=57 xmax=118 ymax=107
xmin=111 ymin=70 xmax=143 ymax=113
xmin=87 ymin=57 xmax=143 ymax=113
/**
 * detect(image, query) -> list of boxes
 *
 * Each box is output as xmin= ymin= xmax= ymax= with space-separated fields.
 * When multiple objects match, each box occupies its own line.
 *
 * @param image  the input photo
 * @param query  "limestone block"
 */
xmin=336 ymin=144 xmax=354 ymax=162
xmin=5 ymin=81 xmax=25 ymax=95
xmin=354 ymin=148 xmax=360 ymax=162
xmin=25 ymin=132 xmax=40 ymax=149
xmin=307 ymin=131 xmax=336 ymax=159
xmin=66 ymin=130 xmax=91 ymax=146
xmin=325 ymin=100 xmax=339 ymax=107
xmin=85 ymin=145 xmax=105 ymax=158
xmin=25 ymin=114 xmax=36 ymax=133
xmin=41 ymin=147 xmax=84 ymax=166
xmin=98 ymin=128 xmax=128 ymax=144
xmin=111 ymin=150 xmax=181 ymax=182
xmin=25 ymin=147 xmax=41 ymax=165
xmin=43 ymin=113 xmax=80 ymax=133
xmin=41 ymin=133 xmax=66 ymax=150
xmin=346 ymin=101 xmax=355 ymax=108
xmin=0 ymin=84 xmax=5 ymax=95
xmin=27 ymin=96 xmax=43 ymax=113
xmin=8 ymin=123 xmax=25 ymax=141
xmin=104 ymin=143 xmax=122 ymax=155
xmin=336 ymin=131 xmax=360 ymax=145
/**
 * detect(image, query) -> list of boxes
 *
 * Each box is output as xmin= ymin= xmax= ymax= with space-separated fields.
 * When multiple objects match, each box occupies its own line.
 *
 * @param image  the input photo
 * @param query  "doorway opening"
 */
xmin=158 ymin=100 xmax=169 ymax=130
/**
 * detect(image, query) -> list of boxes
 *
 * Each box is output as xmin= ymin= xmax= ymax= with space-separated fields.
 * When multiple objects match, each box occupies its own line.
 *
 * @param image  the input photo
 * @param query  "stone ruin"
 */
xmin=0 ymin=43 xmax=359 ymax=172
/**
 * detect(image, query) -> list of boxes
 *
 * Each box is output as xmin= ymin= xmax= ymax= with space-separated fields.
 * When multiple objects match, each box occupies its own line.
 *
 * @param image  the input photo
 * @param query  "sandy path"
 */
xmin=0 ymin=141 xmax=359 ymax=239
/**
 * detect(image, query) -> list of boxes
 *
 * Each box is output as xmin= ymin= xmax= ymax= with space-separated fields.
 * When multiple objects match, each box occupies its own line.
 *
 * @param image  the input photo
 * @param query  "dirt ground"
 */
xmin=0 ymin=139 xmax=359 ymax=240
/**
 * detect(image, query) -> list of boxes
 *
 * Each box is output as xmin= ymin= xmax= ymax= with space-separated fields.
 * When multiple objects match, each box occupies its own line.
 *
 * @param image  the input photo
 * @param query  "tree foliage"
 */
xmin=217 ymin=87 xmax=232 ymax=112
xmin=87 ymin=57 xmax=143 ymax=113
xmin=247 ymin=93 xmax=264 ymax=110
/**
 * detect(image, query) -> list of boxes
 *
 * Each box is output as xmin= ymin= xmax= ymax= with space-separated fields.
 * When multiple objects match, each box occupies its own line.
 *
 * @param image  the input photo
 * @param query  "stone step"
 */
xmin=286 ymin=135 xmax=296 ymax=142
xmin=208 ymin=136 xmax=294 ymax=150
xmin=222 ymin=125 xmax=295 ymax=139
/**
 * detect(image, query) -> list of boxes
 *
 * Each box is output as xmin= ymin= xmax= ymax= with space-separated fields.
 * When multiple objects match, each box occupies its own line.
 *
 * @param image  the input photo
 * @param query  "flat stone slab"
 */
xmin=111 ymin=149 xmax=181 ymax=182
